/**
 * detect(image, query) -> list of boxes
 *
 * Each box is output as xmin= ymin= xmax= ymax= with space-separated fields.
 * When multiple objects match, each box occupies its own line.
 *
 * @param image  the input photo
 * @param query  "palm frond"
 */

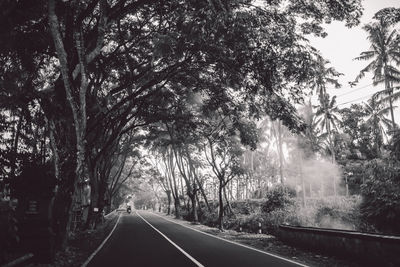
xmin=318 ymin=132 xmax=329 ymax=140
xmin=326 ymin=78 xmax=341 ymax=88
xmin=354 ymin=51 xmax=376 ymax=61
xmin=379 ymin=90 xmax=400 ymax=104
xmin=373 ymin=88 xmax=391 ymax=100
xmin=386 ymin=29 xmax=398 ymax=46
xmin=354 ymin=60 xmax=377 ymax=83
xmin=331 ymin=119 xmax=339 ymax=132
xmin=376 ymin=106 xmax=392 ymax=116
xmin=386 ymin=66 xmax=400 ymax=80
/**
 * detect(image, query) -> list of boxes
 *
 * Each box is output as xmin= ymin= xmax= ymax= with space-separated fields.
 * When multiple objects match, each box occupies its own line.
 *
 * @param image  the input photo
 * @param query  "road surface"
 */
xmin=86 ymin=211 xmax=306 ymax=267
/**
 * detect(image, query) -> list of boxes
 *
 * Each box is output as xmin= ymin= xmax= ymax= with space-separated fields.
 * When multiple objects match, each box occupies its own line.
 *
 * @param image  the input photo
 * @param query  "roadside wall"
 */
xmin=278 ymin=225 xmax=400 ymax=266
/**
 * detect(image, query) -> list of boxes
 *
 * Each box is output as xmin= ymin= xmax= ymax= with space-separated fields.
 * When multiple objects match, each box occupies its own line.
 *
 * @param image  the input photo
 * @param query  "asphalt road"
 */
xmin=86 ymin=211 xmax=306 ymax=267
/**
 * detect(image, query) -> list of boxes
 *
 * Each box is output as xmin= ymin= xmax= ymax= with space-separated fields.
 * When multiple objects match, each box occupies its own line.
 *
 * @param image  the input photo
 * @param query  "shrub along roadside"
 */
xmin=191 ymin=185 xmax=367 ymax=236
xmin=178 ymin=181 xmax=400 ymax=237
xmin=360 ymin=158 xmax=400 ymax=235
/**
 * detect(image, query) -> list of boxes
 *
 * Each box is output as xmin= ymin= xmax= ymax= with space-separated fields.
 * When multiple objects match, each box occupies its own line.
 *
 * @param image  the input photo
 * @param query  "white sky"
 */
xmin=308 ymin=0 xmax=400 ymax=122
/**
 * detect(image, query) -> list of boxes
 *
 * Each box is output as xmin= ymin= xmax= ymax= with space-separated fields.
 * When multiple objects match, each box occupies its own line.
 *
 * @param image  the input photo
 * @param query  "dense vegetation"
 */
xmin=0 ymin=0 xmax=399 ymax=262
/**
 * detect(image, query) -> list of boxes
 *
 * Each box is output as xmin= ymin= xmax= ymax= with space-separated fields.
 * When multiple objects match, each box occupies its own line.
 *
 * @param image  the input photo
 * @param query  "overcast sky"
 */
xmin=308 ymin=0 xmax=400 ymax=121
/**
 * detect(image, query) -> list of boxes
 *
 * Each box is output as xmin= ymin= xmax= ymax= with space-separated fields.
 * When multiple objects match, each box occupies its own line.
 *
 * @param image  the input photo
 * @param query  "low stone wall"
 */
xmin=278 ymin=225 xmax=400 ymax=266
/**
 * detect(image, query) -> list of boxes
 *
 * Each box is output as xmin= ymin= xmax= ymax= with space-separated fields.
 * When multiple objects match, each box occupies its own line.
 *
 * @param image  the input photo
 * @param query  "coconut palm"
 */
xmin=314 ymin=94 xmax=341 ymax=196
xmin=299 ymin=99 xmax=326 ymax=156
xmin=309 ymin=54 xmax=342 ymax=103
xmin=354 ymin=19 xmax=400 ymax=129
xmin=314 ymin=94 xmax=341 ymax=162
xmin=308 ymin=54 xmax=342 ymax=156
xmin=363 ymin=98 xmax=393 ymax=156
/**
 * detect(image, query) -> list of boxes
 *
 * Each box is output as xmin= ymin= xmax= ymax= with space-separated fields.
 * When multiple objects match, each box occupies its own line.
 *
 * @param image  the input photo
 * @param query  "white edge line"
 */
xmin=151 ymin=212 xmax=309 ymax=267
xmin=81 ymin=212 xmax=122 ymax=267
xmin=2 ymin=253 xmax=34 ymax=267
xmin=104 ymin=209 xmax=115 ymax=218
xmin=136 ymin=211 xmax=205 ymax=267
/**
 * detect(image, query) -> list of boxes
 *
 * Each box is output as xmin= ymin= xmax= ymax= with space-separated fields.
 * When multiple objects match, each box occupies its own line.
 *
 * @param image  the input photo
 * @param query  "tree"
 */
xmin=315 ymin=94 xmax=341 ymax=161
xmin=360 ymin=158 xmax=400 ymax=234
xmin=297 ymin=100 xmax=326 ymax=203
xmin=314 ymin=94 xmax=341 ymax=196
xmin=339 ymin=104 xmax=373 ymax=159
xmin=0 ymin=0 xmax=363 ymax=248
xmin=354 ymin=18 xmax=400 ymax=129
xmin=203 ymin=126 xmax=246 ymax=230
xmin=309 ymin=55 xmax=342 ymax=104
xmin=299 ymin=100 xmax=325 ymax=156
xmin=270 ymin=119 xmax=292 ymax=184
xmin=374 ymin=7 xmax=400 ymax=26
xmin=363 ymin=98 xmax=393 ymax=157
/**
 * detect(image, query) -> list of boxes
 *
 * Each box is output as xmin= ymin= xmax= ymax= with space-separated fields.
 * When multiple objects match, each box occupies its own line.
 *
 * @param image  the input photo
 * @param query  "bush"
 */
xmin=232 ymin=213 xmax=264 ymax=233
xmin=261 ymin=184 xmax=296 ymax=214
xmin=262 ymin=208 xmax=293 ymax=234
xmin=230 ymin=199 xmax=263 ymax=215
xmin=288 ymin=196 xmax=362 ymax=231
xmin=199 ymin=209 xmax=219 ymax=227
xmin=360 ymin=158 xmax=400 ymax=234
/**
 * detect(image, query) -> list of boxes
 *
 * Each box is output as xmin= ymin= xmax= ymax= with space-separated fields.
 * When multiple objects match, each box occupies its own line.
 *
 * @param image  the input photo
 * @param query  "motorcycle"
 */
xmin=127 ymin=205 xmax=132 ymax=213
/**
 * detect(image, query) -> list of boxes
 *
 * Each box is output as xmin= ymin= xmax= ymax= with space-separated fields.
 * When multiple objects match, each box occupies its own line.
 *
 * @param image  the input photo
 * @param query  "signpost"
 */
xmin=12 ymin=164 xmax=56 ymax=263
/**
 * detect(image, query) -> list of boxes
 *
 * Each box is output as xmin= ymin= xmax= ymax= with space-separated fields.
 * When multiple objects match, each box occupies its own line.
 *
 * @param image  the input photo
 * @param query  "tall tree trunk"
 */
xmin=49 ymin=0 xmax=91 ymax=235
xmin=10 ymin=115 xmax=22 ymax=180
xmin=299 ymin=153 xmax=306 ymax=207
xmin=223 ymin=184 xmax=233 ymax=215
xmin=386 ymin=72 xmax=396 ymax=128
xmin=190 ymin=192 xmax=198 ymax=222
xmin=237 ymin=177 xmax=240 ymax=200
xmin=218 ymin=179 xmax=224 ymax=230
xmin=327 ymin=122 xmax=336 ymax=197
xmin=196 ymin=178 xmax=211 ymax=212
xmin=274 ymin=121 xmax=284 ymax=184
xmin=166 ymin=190 xmax=171 ymax=215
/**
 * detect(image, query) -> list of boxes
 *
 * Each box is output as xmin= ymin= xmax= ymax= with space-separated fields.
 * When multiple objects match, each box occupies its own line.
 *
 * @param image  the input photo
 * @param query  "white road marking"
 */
xmin=151 ymin=212 xmax=309 ymax=267
xmin=104 ymin=209 xmax=116 ymax=218
xmin=81 ymin=212 xmax=122 ymax=267
xmin=136 ymin=211 xmax=205 ymax=267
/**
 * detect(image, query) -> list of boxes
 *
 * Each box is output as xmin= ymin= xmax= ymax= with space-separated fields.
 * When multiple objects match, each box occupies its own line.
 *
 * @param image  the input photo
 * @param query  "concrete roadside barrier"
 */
xmin=278 ymin=225 xmax=400 ymax=266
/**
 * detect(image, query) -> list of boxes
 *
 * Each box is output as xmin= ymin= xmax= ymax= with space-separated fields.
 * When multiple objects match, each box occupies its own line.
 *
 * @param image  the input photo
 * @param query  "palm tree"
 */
xmin=315 ymin=94 xmax=341 ymax=196
xmin=363 ymin=98 xmax=393 ymax=157
xmin=354 ymin=19 xmax=400 ymax=129
xmin=309 ymin=54 xmax=342 ymax=103
xmin=299 ymin=99 xmax=326 ymax=156
xmin=309 ymin=54 xmax=342 ymax=156
xmin=298 ymin=100 xmax=327 ymax=202
xmin=315 ymin=94 xmax=341 ymax=162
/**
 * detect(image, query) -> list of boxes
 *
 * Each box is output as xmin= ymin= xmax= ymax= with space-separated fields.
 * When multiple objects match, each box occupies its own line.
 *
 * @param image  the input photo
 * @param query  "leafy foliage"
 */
xmin=360 ymin=158 xmax=400 ymax=234
xmin=261 ymin=185 xmax=296 ymax=214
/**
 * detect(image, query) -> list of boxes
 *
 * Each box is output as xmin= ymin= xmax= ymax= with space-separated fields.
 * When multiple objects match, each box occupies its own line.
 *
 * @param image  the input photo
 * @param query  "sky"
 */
xmin=308 ymin=0 xmax=400 ymax=122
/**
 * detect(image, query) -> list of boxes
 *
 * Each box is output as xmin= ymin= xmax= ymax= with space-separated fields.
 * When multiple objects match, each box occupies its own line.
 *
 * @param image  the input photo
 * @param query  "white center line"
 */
xmin=136 ymin=211 xmax=205 ymax=267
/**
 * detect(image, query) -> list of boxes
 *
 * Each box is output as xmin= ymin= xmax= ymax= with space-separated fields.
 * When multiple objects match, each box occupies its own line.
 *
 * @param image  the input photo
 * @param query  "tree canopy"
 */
xmin=0 ymin=0 xmax=364 ymax=244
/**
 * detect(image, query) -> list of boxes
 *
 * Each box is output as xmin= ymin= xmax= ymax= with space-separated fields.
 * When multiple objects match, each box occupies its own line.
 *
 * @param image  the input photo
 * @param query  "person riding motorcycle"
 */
xmin=127 ymin=205 xmax=132 ymax=213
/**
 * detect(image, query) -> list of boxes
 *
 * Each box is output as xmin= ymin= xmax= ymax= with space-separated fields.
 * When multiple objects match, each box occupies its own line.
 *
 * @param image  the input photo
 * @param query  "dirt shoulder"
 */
xmin=26 ymin=210 xmax=120 ymax=267
xmin=153 ymin=211 xmax=362 ymax=267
